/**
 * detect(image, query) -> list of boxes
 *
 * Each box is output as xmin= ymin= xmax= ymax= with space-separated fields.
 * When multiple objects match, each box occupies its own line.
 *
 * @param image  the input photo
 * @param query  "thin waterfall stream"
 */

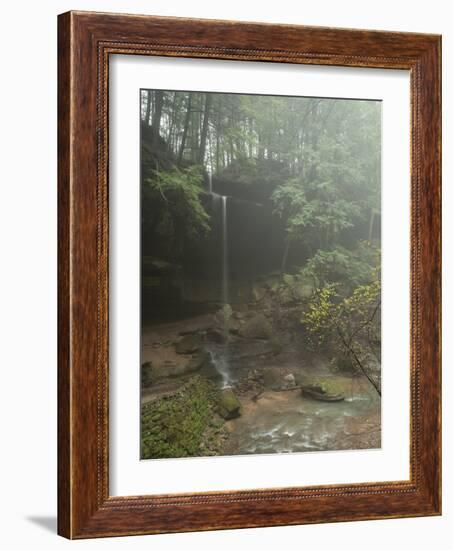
xmin=206 ymin=173 xmax=232 ymax=388
xmin=221 ymin=195 xmax=228 ymax=308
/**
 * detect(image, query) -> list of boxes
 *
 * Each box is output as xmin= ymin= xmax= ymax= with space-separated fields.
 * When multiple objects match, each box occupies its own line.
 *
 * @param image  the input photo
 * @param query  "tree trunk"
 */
xmin=280 ymin=238 xmax=291 ymax=273
xmin=198 ymin=93 xmax=212 ymax=164
xmin=368 ymin=209 xmax=376 ymax=242
xmin=144 ymin=90 xmax=152 ymax=124
xmin=152 ymin=90 xmax=164 ymax=145
xmin=178 ymin=95 xmax=192 ymax=165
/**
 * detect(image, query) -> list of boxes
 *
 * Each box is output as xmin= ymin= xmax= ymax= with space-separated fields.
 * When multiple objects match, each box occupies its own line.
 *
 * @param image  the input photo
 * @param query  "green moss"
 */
xmin=305 ymin=376 xmax=348 ymax=396
xmin=141 ymin=362 xmax=156 ymax=388
xmin=140 ymin=376 xmax=222 ymax=459
xmin=217 ymin=388 xmax=241 ymax=419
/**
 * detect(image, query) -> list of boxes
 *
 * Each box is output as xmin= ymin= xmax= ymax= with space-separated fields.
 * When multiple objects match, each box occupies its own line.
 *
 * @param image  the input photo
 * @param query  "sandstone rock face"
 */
xmin=238 ymin=313 xmax=273 ymax=340
xmin=142 ymin=351 xmax=209 ymax=383
xmin=206 ymin=328 xmax=228 ymax=344
xmin=164 ymin=352 xmax=209 ymax=377
xmin=175 ymin=333 xmax=202 ymax=354
xmin=262 ymin=368 xmax=283 ymax=390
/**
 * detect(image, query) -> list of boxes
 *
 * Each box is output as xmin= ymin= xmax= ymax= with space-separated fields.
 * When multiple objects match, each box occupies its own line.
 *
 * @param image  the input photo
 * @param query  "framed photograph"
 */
xmin=58 ymin=11 xmax=441 ymax=538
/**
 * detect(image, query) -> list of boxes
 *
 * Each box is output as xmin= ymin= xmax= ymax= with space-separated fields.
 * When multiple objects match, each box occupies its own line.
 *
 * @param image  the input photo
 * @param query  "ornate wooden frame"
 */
xmin=58 ymin=11 xmax=441 ymax=539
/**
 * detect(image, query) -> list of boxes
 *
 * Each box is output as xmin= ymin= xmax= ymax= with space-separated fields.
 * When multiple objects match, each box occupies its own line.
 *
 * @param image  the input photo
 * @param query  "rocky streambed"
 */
xmin=140 ymin=311 xmax=381 ymax=460
xmin=224 ymin=377 xmax=380 ymax=455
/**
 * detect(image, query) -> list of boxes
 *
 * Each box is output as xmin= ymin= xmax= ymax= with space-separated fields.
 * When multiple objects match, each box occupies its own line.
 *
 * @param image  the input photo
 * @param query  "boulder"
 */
xmin=283 ymin=373 xmax=296 ymax=389
xmin=214 ymin=304 xmax=233 ymax=328
xmin=252 ymin=282 xmax=267 ymax=302
xmin=294 ymin=274 xmax=315 ymax=299
xmin=175 ymin=333 xmax=202 ymax=354
xmin=206 ymin=328 xmax=228 ymax=344
xmin=298 ymin=376 xmax=347 ymax=401
xmin=239 ymin=314 xmax=272 ymax=340
xmin=262 ymin=368 xmax=283 ymax=390
xmin=186 ymin=351 xmax=210 ymax=371
xmin=216 ymin=388 xmax=241 ymax=420
xmin=301 ymin=386 xmax=345 ymax=402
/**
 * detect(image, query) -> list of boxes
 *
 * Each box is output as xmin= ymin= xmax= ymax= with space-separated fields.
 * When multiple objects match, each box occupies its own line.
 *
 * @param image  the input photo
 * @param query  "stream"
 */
xmin=224 ymin=377 xmax=381 ymax=455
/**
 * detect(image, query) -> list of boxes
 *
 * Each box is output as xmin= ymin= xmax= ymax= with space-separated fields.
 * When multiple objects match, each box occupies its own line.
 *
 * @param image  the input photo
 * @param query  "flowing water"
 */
xmin=225 ymin=378 xmax=381 ymax=455
xmin=207 ymin=173 xmax=233 ymax=387
xmin=221 ymin=195 xmax=229 ymax=307
xmin=204 ymin=172 xmax=380 ymax=453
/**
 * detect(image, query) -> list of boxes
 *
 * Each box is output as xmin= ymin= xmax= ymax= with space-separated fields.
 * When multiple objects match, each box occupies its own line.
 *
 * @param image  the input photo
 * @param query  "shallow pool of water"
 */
xmin=225 ymin=380 xmax=381 ymax=455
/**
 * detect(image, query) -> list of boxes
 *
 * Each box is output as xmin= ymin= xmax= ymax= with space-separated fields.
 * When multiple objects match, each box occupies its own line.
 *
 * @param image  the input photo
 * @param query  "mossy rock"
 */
xmin=298 ymin=376 xmax=348 ymax=399
xmin=141 ymin=362 xmax=157 ymax=388
xmin=295 ymin=275 xmax=315 ymax=299
xmin=216 ymin=388 xmax=241 ymax=420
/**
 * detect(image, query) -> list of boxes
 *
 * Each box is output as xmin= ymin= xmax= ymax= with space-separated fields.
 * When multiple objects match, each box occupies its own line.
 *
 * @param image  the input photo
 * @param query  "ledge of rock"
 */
xmin=175 ymin=333 xmax=202 ymax=354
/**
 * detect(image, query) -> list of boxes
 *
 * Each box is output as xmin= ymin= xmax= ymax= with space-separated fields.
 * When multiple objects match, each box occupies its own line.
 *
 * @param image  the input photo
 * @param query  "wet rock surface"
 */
xmin=238 ymin=313 xmax=273 ymax=340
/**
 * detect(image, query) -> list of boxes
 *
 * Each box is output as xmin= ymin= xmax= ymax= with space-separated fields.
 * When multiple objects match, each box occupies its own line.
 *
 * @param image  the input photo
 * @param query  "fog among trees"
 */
xmin=140 ymin=90 xmax=382 ymax=460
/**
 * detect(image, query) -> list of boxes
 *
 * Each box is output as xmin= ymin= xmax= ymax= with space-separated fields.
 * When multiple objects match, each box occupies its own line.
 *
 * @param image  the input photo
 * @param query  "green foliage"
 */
xmin=272 ymin=272 xmax=314 ymax=306
xmin=274 ymin=179 xmax=360 ymax=222
xmin=143 ymin=166 xmax=210 ymax=256
xmin=301 ymin=276 xmax=381 ymax=384
xmin=272 ymin=242 xmax=379 ymax=310
xmin=301 ymin=242 xmax=380 ymax=290
xmin=302 ymin=283 xmax=340 ymax=347
xmin=142 ymin=90 xmax=381 ymax=272
xmin=272 ymin=172 xmax=364 ymax=251
xmin=141 ymin=376 xmax=220 ymax=459
xmin=142 ymin=90 xmax=380 ymax=182
xmin=269 ymin=100 xmax=380 ymax=264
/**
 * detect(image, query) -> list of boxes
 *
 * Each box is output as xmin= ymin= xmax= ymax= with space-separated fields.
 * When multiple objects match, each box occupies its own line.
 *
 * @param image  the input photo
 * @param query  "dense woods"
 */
xmin=141 ymin=89 xmax=380 ymax=263
xmin=140 ymin=89 xmax=382 ymax=459
xmin=141 ymin=89 xmax=380 ymax=177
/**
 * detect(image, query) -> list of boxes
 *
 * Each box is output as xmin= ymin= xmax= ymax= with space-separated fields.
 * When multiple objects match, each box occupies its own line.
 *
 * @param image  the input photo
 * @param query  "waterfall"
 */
xmin=206 ymin=174 xmax=232 ymax=388
xmin=219 ymin=194 xmax=231 ymax=388
xmin=221 ymin=196 xmax=229 ymax=307
xmin=208 ymin=171 xmax=213 ymax=194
